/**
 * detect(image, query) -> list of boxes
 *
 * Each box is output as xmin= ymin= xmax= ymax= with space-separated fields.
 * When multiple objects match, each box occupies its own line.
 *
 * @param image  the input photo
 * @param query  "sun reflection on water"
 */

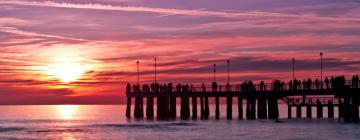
xmin=57 ymin=105 xmax=78 ymax=120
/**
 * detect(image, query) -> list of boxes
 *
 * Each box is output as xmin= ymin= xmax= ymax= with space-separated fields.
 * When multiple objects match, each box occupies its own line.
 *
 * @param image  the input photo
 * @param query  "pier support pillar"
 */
xmin=180 ymin=97 xmax=190 ymax=120
xmin=328 ymin=100 xmax=334 ymax=119
xmin=134 ymin=96 xmax=141 ymax=118
xmin=146 ymin=97 xmax=154 ymax=119
xmin=338 ymin=98 xmax=343 ymax=119
xmin=306 ymin=104 xmax=312 ymax=118
xmin=200 ymin=97 xmax=205 ymax=119
xmin=246 ymin=96 xmax=256 ymax=120
xmin=140 ymin=97 xmax=144 ymax=117
xmin=288 ymin=105 xmax=292 ymax=119
xmin=296 ymin=105 xmax=302 ymax=118
xmin=227 ymin=96 xmax=233 ymax=120
xmin=344 ymin=97 xmax=351 ymax=122
xmin=169 ymin=96 xmax=176 ymax=119
xmin=205 ymin=97 xmax=209 ymax=119
xmin=238 ymin=96 xmax=243 ymax=120
xmin=251 ymin=98 xmax=256 ymax=119
xmin=126 ymin=96 xmax=131 ymax=118
xmin=351 ymin=98 xmax=359 ymax=123
xmin=257 ymin=97 xmax=267 ymax=119
xmin=215 ymin=96 xmax=220 ymax=120
xmin=316 ymin=99 xmax=323 ymax=119
xmin=246 ymin=98 xmax=250 ymax=119
xmin=157 ymin=95 xmax=170 ymax=120
xmin=268 ymin=97 xmax=279 ymax=120
xmin=192 ymin=96 xmax=198 ymax=120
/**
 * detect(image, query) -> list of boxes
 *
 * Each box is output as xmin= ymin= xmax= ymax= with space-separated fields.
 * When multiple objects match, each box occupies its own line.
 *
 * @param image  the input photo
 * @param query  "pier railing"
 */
xmin=126 ymin=80 xmax=357 ymax=94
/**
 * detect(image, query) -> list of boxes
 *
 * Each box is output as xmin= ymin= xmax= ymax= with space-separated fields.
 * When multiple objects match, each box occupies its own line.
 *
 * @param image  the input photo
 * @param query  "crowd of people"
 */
xmin=126 ymin=75 xmax=360 ymax=93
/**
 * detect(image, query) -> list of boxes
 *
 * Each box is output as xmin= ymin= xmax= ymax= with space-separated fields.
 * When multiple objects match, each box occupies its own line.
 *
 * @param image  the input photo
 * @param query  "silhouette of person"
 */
xmin=315 ymin=79 xmax=319 ymax=90
xmin=330 ymin=77 xmax=334 ymax=89
xmin=356 ymin=75 xmax=359 ymax=88
xmin=202 ymin=83 xmax=206 ymax=92
xmin=126 ymin=83 xmax=131 ymax=93
xmin=260 ymin=81 xmax=265 ymax=91
xmin=302 ymin=79 xmax=306 ymax=90
xmin=289 ymin=80 xmax=293 ymax=90
xmin=212 ymin=82 xmax=218 ymax=92
xmin=176 ymin=83 xmax=182 ymax=92
xmin=352 ymin=75 xmax=356 ymax=88
xmin=325 ymin=77 xmax=330 ymax=89
xmin=307 ymin=78 xmax=312 ymax=90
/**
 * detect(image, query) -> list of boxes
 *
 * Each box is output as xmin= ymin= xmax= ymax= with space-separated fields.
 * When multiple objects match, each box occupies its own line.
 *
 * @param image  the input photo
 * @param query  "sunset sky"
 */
xmin=1 ymin=0 xmax=360 ymax=104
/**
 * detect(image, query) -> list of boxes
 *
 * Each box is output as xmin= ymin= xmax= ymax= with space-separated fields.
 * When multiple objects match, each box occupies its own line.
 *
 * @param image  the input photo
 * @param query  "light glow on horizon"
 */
xmin=46 ymin=62 xmax=90 ymax=83
xmin=57 ymin=105 xmax=78 ymax=120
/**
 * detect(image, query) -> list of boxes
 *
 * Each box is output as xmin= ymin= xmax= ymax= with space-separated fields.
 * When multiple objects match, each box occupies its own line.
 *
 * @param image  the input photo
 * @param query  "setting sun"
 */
xmin=47 ymin=62 xmax=89 ymax=83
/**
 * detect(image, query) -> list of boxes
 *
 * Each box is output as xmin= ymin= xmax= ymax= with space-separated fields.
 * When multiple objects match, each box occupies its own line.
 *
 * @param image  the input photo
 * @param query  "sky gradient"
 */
xmin=1 ymin=0 xmax=360 ymax=104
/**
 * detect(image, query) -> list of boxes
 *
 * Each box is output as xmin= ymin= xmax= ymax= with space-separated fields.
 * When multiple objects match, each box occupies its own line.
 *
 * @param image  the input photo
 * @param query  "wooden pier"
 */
xmin=126 ymin=79 xmax=360 ymax=123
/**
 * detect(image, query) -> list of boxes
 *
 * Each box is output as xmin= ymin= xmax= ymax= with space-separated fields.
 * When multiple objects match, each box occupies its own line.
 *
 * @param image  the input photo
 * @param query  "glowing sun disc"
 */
xmin=47 ymin=62 xmax=90 ymax=83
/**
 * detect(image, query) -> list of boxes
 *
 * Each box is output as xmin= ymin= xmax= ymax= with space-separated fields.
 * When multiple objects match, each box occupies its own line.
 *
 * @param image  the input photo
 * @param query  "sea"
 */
xmin=0 ymin=104 xmax=359 ymax=140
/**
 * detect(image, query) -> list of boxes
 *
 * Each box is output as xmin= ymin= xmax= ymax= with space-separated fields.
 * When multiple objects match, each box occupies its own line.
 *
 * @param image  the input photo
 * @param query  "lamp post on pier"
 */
xmin=155 ymin=58 xmax=157 ymax=84
xmin=227 ymin=59 xmax=230 ymax=84
xmin=213 ymin=64 xmax=216 ymax=83
xmin=320 ymin=52 xmax=323 ymax=89
xmin=137 ymin=60 xmax=139 ymax=85
xmin=292 ymin=58 xmax=295 ymax=81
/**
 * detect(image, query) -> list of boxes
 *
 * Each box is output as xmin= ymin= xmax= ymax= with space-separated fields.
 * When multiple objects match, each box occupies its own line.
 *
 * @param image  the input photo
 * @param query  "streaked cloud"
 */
xmin=0 ymin=0 xmax=359 ymax=104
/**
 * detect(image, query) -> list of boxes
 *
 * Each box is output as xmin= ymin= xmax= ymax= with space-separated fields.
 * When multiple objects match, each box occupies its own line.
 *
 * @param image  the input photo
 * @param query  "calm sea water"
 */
xmin=0 ymin=104 xmax=359 ymax=140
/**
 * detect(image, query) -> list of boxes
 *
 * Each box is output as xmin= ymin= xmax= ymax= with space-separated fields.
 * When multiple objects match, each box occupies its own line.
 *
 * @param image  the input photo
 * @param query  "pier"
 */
xmin=126 ymin=76 xmax=360 ymax=123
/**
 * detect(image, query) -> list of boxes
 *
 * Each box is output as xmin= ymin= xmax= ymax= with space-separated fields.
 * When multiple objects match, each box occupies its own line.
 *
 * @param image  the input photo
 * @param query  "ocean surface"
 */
xmin=0 ymin=104 xmax=359 ymax=140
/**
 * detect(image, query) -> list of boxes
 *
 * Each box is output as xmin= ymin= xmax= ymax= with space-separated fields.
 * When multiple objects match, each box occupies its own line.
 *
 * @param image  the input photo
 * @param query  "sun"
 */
xmin=37 ymin=47 xmax=94 ymax=83
xmin=47 ymin=62 xmax=89 ymax=83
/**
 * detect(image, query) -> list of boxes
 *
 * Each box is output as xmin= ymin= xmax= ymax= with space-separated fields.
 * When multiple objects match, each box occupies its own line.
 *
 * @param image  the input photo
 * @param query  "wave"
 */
xmin=92 ymin=122 xmax=197 ymax=131
xmin=29 ymin=128 xmax=83 ymax=133
xmin=0 ymin=127 xmax=26 ymax=133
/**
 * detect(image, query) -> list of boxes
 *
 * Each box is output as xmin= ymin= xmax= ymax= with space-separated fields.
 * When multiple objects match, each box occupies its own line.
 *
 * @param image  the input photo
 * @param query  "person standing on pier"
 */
xmin=315 ymin=79 xmax=319 ymax=90
xmin=325 ymin=77 xmax=330 ymax=89
xmin=259 ymin=81 xmax=265 ymax=91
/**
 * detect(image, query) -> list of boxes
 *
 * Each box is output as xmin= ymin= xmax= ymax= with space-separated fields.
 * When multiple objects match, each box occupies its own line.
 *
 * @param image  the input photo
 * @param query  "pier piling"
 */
xmin=268 ymin=97 xmax=279 ymax=119
xmin=328 ymin=100 xmax=334 ymax=119
xmin=306 ymin=104 xmax=312 ymax=118
xmin=227 ymin=96 xmax=233 ymax=119
xmin=316 ymin=99 xmax=323 ymax=118
xmin=288 ymin=105 xmax=292 ymax=119
xmin=192 ymin=96 xmax=198 ymax=120
xmin=238 ymin=96 xmax=243 ymax=119
xmin=200 ymin=97 xmax=205 ymax=119
xmin=126 ymin=96 xmax=131 ymax=118
xmin=296 ymin=104 xmax=302 ymax=118
xmin=257 ymin=97 xmax=267 ymax=119
xmin=351 ymin=98 xmax=359 ymax=123
xmin=205 ymin=97 xmax=209 ymax=119
xmin=344 ymin=97 xmax=351 ymax=122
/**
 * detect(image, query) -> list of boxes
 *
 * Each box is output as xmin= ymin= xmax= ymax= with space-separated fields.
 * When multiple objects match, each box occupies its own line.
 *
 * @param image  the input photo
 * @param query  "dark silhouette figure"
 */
xmin=289 ymin=80 xmax=293 ymax=90
xmin=352 ymin=75 xmax=359 ymax=88
xmin=272 ymin=80 xmax=283 ymax=91
xmin=212 ymin=82 xmax=218 ymax=92
xmin=356 ymin=75 xmax=359 ymax=88
xmin=325 ymin=77 xmax=330 ymax=89
xmin=259 ymin=81 xmax=265 ymax=91
xmin=331 ymin=76 xmax=346 ymax=89
xmin=126 ymin=83 xmax=131 ymax=93
xmin=307 ymin=78 xmax=312 ymax=90
xmin=315 ymin=79 xmax=319 ymax=90
xmin=302 ymin=79 xmax=306 ymax=90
